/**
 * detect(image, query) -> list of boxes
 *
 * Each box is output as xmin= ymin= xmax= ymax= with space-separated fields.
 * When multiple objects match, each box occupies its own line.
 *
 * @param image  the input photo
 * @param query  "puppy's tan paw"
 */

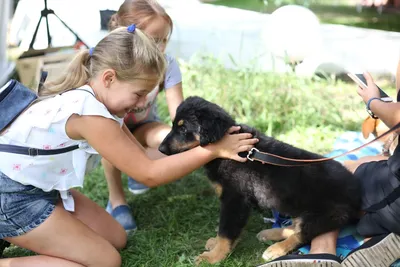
xmin=195 ymin=251 xmax=226 ymax=265
xmin=262 ymin=243 xmax=287 ymax=261
xmin=205 ymin=237 xmax=217 ymax=251
xmin=257 ymin=229 xmax=284 ymax=242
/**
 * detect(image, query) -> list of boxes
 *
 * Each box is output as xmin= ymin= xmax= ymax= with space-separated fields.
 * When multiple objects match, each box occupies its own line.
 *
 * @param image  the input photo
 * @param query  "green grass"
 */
xmin=211 ymin=0 xmax=400 ymax=32
xmin=4 ymin=58 xmax=397 ymax=266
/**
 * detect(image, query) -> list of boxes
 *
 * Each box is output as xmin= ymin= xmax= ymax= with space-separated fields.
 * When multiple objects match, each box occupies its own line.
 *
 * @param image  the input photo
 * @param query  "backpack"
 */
xmin=0 ymin=78 xmax=79 ymax=156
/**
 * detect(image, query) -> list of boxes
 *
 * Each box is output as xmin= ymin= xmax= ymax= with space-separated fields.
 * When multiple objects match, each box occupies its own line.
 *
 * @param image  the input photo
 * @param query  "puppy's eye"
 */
xmin=180 ymin=127 xmax=187 ymax=134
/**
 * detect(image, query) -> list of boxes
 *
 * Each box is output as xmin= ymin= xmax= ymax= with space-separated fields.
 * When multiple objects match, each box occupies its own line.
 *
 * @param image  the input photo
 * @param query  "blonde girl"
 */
xmin=0 ymin=25 xmax=257 ymax=267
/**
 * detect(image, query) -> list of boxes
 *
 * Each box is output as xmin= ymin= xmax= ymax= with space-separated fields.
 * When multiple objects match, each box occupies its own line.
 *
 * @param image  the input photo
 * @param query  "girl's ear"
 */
xmin=101 ymin=69 xmax=117 ymax=88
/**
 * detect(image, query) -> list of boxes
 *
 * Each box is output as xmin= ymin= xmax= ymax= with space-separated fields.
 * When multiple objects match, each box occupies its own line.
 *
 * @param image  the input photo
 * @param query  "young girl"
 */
xmin=102 ymin=0 xmax=184 ymax=232
xmin=0 ymin=26 xmax=257 ymax=267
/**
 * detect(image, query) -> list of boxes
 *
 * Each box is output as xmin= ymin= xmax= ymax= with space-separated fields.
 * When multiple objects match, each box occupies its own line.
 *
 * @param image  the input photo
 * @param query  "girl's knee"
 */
xmin=107 ymin=222 xmax=127 ymax=250
xmin=113 ymin=229 xmax=127 ymax=250
xmin=107 ymin=250 xmax=122 ymax=267
xmin=90 ymin=246 xmax=121 ymax=267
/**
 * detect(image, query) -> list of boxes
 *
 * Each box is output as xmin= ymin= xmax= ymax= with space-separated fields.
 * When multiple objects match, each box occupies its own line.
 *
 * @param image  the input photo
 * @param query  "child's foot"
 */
xmin=342 ymin=233 xmax=400 ymax=267
xmin=128 ymin=177 xmax=149 ymax=195
xmin=106 ymin=201 xmax=137 ymax=233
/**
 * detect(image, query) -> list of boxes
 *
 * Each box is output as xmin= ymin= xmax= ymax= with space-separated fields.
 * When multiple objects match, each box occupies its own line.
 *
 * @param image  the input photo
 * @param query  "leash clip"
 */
xmin=247 ymin=147 xmax=259 ymax=161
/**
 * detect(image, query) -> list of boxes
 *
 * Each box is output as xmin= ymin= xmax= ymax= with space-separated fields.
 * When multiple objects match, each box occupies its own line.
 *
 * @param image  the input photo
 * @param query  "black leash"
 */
xmin=246 ymin=121 xmax=400 ymax=167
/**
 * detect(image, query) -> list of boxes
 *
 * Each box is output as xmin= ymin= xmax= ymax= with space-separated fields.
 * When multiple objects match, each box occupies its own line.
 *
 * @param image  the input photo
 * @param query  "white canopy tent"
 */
xmin=7 ymin=0 xmax=400 ymax=78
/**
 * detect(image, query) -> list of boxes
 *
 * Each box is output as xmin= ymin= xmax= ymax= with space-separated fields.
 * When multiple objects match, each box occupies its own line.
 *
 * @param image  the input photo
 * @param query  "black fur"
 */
xmin=159 ymin=96 xmax=361 ymax=258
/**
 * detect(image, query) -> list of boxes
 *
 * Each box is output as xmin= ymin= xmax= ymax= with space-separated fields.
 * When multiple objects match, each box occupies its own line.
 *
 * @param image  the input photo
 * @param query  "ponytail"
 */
xmin=39 ymin=50 xmax=91 ymax=97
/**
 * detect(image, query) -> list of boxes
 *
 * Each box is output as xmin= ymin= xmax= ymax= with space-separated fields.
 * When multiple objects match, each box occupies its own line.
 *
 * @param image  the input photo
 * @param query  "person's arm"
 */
xmin=358 ymin=72 xmax=400 ymax=129
xmin=66 ymin=115 xmax=257 ymax=187
xmin=165 ymin=82 xmax=183 ymax=120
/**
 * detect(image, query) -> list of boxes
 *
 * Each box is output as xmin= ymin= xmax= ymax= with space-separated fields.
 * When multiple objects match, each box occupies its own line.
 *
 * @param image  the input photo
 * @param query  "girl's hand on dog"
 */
xmin=357 ymin=72 xmax=381 ymax=104
xmin=208 ymin=126 xmax=259 ymax=162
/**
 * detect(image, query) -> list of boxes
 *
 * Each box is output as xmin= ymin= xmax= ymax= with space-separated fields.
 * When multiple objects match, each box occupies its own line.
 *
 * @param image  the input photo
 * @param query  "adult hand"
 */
xmin=207 ymin=126 xmax=259 ymax=162
xmin=357 ymin=72 xmax=380 ymax=104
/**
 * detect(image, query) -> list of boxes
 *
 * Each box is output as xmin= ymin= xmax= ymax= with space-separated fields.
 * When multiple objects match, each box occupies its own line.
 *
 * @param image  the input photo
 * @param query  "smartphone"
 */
xmin=347 ymin=73 xmax=393 ymax=102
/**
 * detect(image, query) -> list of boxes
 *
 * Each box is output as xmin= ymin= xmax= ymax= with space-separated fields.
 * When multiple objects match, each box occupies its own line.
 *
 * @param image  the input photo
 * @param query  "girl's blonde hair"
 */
xmin=40 ymin=26 xmax=166 ymax=96
xmin=108 ymin=0 xmax=173 ymax=37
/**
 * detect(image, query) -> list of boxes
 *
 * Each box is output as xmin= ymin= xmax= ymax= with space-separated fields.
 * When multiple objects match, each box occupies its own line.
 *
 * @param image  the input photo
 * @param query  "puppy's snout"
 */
xmin=158 ymin=143 xmax=171 ymax=155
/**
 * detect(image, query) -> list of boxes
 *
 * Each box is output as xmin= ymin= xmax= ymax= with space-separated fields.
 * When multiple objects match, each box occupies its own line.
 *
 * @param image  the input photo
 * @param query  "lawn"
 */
xmin=4 ymin=57 xmax=397 ymax=266
xmin=211 ymin=0 xmax=400 ymax=32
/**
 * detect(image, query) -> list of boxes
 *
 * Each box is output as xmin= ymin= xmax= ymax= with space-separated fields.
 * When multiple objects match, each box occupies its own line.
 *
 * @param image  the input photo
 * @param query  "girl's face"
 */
xmin=91 ymin=70 xmax=159 ymax=118
xmin=144 ymin=16 xmax=171 ymax=53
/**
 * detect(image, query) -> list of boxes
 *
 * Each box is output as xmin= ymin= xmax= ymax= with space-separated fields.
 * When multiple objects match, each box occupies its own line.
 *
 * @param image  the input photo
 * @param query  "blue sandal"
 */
xmin=106 ymin=202 xmax=137 ymax=233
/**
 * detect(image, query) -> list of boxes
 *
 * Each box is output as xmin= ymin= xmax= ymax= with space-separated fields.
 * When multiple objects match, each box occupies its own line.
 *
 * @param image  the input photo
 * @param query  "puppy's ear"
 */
xmin=197 ymin=106 xmax=235 ymax=146
xmin=362 ymin=116 xmax=378 ymax=139
xmin=199 ymin=117 xmax=233 ymax=146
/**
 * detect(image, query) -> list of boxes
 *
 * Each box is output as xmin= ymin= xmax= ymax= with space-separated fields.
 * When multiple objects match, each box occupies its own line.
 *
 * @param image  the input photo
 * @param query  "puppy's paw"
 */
xmin=262 ymin=243 xmax=287 ymax=261
xmin=257 ymin=229 xmax=284 ymax=242
xmin=195 ymin=251 xmax=226 ymax=265
xmin=205 ymin=237 xmax=217 ymax=251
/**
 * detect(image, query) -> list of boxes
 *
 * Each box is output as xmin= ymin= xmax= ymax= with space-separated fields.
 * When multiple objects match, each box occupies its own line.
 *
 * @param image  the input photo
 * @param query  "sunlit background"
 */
xmin=1 ymin=1 xmax=399 ymax=266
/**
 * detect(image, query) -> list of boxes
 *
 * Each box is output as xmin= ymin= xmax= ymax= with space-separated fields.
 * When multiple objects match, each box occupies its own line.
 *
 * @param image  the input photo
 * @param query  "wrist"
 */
xmin=201 ymin=143 xmax=219 ymax=159
xmin=366 ymin=97 xmax=381 ymax=110
xmin=366 ymin=97 xmax=382 ymax=119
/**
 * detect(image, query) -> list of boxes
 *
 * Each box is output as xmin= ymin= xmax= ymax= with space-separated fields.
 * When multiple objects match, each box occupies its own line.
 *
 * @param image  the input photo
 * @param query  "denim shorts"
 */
xmin=0 ymin=172 xmax=59 ymax=238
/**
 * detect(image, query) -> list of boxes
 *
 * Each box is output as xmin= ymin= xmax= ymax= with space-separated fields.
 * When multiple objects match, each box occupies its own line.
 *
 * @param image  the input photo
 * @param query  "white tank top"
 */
xmin=0 ymin=85 xmax=123 ymax=211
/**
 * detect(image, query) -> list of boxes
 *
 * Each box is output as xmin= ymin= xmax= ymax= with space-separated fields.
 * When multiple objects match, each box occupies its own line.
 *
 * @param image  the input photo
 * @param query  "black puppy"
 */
xmin=159 ymin=96 xmax=361 ymax=264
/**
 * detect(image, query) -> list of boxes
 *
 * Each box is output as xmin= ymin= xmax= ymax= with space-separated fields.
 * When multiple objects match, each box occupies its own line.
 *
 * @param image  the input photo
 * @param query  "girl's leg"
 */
xmin=104 ymin=121 xmax=169 ymax=207
xmin=103 ymin=158 xmax=126 ymax=208
xmin=68 ymin=189 xmax=127 ymax=249
xmin=1 ymin=200 xmax=123 ymax=267
xmin=103 ymin=121 xmax=170 ymax=231
xmin=309 ymin=230 xmax=339 ymax=255
xmin=259 ymin=231 xmax=341 ymax=267
xmin=127 ymin=122 xmax=170 ymax=195
xmin=133 ymin=121 xmax=171 ymax=149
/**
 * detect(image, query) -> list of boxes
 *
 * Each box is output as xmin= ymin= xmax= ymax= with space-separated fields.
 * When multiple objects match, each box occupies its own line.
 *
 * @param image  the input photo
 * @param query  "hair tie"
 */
xmin=89 ymin=47 xmax=95 ymax=56
xmin=127 ymin=24 xmax=136 ymax=33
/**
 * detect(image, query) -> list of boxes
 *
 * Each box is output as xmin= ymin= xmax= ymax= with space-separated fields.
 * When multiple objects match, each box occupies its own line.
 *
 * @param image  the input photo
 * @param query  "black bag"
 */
xmin=0 ymin=79 xmax=79 ymax=156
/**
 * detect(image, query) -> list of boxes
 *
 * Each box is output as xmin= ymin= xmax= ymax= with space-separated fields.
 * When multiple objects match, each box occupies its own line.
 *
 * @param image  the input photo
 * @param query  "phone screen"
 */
xmin=354 ymin=74 xmax=390 ymax=98
xmin=348 ymin=73 xmax=393 ymax=102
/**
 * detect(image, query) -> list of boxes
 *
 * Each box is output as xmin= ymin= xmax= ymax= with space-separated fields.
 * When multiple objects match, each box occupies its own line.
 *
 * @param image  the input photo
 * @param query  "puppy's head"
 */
xmin=159 ymin=96 xmax=235 ymax=155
